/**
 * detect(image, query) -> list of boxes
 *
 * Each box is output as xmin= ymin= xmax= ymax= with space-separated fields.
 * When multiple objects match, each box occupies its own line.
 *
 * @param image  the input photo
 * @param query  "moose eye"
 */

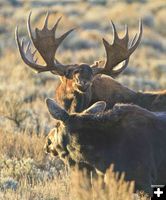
xmin=47 ymin=138 xmax=52 ymax=145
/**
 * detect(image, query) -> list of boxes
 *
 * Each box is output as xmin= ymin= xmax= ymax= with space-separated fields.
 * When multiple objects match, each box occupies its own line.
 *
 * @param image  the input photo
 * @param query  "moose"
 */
xmin=44 ymin=125 xmax=96 ymax=174
xmin=45 ymin=98 xmax=166 ymax=194
xmin=17 ymin=12 xmax=165 ymax=113
xmin=16 ymin=13 xmax=166 ymax=113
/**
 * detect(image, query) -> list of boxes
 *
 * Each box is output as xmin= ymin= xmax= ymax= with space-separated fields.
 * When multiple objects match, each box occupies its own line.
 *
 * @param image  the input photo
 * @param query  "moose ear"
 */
xmin=83 ymin=101 xmax=106 ymax=114
xmin=46 ymin=98 xmax=69 ymax=122
xmin=91 ymin=60 xmax=104 ymax=75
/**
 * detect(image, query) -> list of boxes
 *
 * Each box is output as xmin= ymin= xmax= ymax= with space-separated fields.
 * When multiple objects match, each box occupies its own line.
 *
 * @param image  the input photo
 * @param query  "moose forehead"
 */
xmin=46 ymin=98 xmax=161 ymax=140
xmin=65 ymin=112 xmax=111 ymax=132
xmin=77 ymin=64 xmax=93 ymax=80
xmin=62 ymin=106 xmax=157 ymax=132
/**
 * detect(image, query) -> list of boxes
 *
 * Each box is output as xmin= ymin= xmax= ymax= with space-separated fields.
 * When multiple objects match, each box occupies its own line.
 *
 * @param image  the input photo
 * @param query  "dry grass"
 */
xmin=0 ymin=0 xmax=165 ymax=199
xmin=0 ymin=129 xmax=150 ymax=200
xmin=0 ymin=129 xmax=45 ymax=161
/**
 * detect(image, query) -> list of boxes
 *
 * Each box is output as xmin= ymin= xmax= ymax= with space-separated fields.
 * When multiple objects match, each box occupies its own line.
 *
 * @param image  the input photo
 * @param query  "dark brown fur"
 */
xmin=55 ymin=64 xmax=93 ymax=113
xmin=44 ymin=124 xmax=95 ymax=174
xmin=46 ymin=99 xmax=166 ymax=194
xmin=55 ymin=73 xmax=166 ymax=113
xmin=91 ymin=74 xmax=166 ymax=111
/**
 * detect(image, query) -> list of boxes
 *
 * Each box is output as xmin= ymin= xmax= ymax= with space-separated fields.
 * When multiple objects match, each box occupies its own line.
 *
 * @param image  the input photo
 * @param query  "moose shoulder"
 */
xmin=91 ymin=74 xmax=166 ymax=111
xmin=46 ymin=98 xmax=166 ymax=194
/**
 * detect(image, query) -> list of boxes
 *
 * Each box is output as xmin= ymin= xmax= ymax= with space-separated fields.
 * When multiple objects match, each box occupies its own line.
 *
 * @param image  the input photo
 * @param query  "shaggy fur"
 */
xmin=55 ymin=72 xmax=166 ymax=113
xmin=55 ymin=65 xmax=93 ymax=113
xmin=92 ymin=74 xmax=166 ymax=111
xmin=46 ymin=99 xmax=166 ymax=194
xmin=44 ymin=122 xmax=95 ymax=173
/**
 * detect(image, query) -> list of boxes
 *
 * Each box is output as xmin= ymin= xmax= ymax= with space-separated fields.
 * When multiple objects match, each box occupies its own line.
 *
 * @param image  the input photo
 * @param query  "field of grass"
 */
xmin=0 ymin=0 xmax=166 ymax=199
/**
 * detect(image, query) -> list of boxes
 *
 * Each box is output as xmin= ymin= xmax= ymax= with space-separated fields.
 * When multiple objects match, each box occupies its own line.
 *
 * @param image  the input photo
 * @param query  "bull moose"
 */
xmin=16 ymin=12 xmax=166 ymax=113
xmin=15 ymin=13 xmax=148 ymax=111
xmin=45 ymin=98 xmax=166 ymax=194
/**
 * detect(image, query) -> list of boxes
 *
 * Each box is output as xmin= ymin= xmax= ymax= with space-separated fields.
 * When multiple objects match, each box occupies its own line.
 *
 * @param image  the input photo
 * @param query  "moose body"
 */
xmin=46 ymin=99 xmax=166 ymax=194
xmin=55 ymin=73 xmax=166 ymax=113
xmin=91 ymin=74 xmax=166 ymax=111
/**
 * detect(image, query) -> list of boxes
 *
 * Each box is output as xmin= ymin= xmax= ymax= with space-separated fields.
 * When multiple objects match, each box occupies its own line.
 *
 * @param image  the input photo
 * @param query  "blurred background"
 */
xmin=0 ymin=0 xmax=165 ymax=198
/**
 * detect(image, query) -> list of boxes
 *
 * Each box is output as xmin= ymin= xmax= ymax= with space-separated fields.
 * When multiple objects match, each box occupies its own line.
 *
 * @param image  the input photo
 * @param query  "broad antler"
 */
xmin=15 ymin=12 xmax=76 ymax=76
xmin=92 ymin=20 xmax=143 ymax=77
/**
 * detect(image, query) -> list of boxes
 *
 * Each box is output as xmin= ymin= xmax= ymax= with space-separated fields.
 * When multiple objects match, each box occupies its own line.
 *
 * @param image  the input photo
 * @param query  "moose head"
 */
xmin=16 ymin=12 xmax=142 ymax=93
xmin=45 ymin=98 xmax=166 ymax=194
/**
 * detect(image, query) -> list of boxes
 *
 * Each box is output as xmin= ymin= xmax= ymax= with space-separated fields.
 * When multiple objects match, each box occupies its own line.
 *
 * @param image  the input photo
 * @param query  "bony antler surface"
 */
xmin=16 ymin=12 xmax=142 ymax=79
xmin=15 ymin=12 xmax=77 ymax=75
xmin=92 ymin=20 xmax=143 ymax=77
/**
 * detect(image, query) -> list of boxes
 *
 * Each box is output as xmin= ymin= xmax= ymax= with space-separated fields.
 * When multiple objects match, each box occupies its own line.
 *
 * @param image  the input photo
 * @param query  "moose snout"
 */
xmin=77 ymin=80 xmax=91 ymax=91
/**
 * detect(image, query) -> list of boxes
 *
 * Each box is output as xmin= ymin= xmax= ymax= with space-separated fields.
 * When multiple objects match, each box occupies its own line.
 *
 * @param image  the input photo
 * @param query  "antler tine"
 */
xmin=124 ymin=24 xmax=129 ymax=39
xmin=27 ymin=12 xmax=36 ymax=44
xmin=121 ymin=24 xmax=129 ymax=48
xmin=21 ymin=38 xmax=25 ymax=52
xmin=15 ymin=27 xmax=58 ymax=73
xmin=110 ymin=20 xmax=119 ymax=41
xmin=130 ymin=32 xmax=138 ymax=48
xmin=26 ymin=41 xmax=31 ymax=52
xmin=42 ymin=11 xmax=49 ymax=30
xmin=51 ymin=16 xmax=76 ymax=46
xmin=110 ymin=32 xmax=138 ymax=77
xmin=16 ymin=26 xmax=38 ymax=71
xmin=128 ymin=19 xmax=143 ymax=55
xmin=16 ymin=27 xmax=39 ymax=71
xmin=51 ymin=16 xmax=62 ymax=32
xmin=57 ymin=28 xmax=75 ymax=45
xmin=129 ymin=33 xmax=137 ymax=48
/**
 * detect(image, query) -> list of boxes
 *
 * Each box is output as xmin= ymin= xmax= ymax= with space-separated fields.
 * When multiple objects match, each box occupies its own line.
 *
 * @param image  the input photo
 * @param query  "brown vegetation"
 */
xmin=0 ymin=130 xmax=149 ymax=199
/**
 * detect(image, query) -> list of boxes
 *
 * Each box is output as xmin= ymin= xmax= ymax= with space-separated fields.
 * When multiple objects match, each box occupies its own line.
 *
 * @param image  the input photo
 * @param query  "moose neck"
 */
xmin=70 ymin=86 xmax=92 ymax=113
xmin=91 ymin=75 xmax=137 ymax=109
xmin=134 ymin=91 xmax=166 ymax=111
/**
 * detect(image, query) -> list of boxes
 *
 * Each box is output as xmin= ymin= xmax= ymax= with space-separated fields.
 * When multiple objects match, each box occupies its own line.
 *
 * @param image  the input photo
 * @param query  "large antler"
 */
xmin=15 ymin=12 xmax=77 ymax=76
xmin=92 ymin=20 xmax=143 ymax=77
